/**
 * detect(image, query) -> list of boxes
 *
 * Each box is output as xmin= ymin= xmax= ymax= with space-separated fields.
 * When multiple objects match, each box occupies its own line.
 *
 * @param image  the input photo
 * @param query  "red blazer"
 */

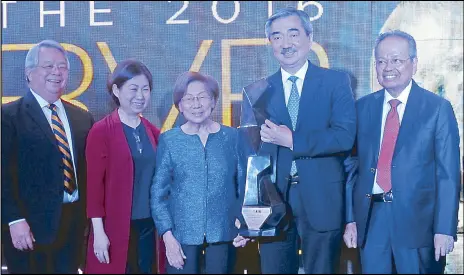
xmin=84 ymin=110 xmax=162 ymax=274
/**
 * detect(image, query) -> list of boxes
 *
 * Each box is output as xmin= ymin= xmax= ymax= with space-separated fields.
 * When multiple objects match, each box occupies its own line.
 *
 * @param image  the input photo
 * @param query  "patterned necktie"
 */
xmin=49 ymin=104 xmax=76 ymax=194
xmin=288 ymin=76 xmax=300 ymax=175
xmin=376 ymin=99 xmax=401 ymax=193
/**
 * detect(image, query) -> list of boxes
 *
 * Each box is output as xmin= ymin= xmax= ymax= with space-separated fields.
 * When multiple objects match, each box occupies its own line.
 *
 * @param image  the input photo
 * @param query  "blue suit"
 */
xmin=352 ymin=80 xmax=461 ymax=273
xmin=241 ymin=61 xmax=356 ymax=273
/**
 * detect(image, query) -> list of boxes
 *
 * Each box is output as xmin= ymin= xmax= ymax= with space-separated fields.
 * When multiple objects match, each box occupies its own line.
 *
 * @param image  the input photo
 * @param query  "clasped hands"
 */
xmin=260 ymin=119 xmax=293 ymax=149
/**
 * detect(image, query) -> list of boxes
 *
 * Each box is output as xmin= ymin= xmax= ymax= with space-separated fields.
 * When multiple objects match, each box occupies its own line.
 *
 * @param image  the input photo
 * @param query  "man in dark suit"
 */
xmin=234 ymin=7 xmax=356 ymax=274
xmin=343 ymin=30 xmax=461 ymax=273
xmin=1 ymin=40 xmax=94 ymax=273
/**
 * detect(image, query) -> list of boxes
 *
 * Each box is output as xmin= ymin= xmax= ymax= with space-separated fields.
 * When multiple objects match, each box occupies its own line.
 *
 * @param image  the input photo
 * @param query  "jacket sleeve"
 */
xmin=86 ymin=123 xmax=108 ymax=218
xmin=150 ymin=134 xmax=174 ymax=236
xmin=1 ymin=107 xmax=22 ymax=224
xmin=433 ymin=100 xmax=461 ymax=238
xmin=235 ymin=129 xmax=247 ymax=226
xmin=344 ymin=154 xmax=358 ymax=224
xmin=292 ymin=73 xmax=356 ymax=157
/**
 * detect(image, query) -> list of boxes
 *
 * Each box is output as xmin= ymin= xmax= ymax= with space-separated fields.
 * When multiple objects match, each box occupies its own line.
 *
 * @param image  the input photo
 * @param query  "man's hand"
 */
xmin=10 ymin=220 xmax=35 ymax=251
xmin=260 ymin=119 xmax=293 ymax=149
xmin=434 ymin=234 xmax=454 ymax=261
xmin=163 ymin=231 xmax=187 ymax=270
xmin=343 ymin=222 xmax=357 ymax=248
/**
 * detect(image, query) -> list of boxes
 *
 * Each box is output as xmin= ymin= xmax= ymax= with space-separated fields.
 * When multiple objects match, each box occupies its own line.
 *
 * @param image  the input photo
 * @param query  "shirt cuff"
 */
xmin=9 ymin=218 xmax=25 ymax=226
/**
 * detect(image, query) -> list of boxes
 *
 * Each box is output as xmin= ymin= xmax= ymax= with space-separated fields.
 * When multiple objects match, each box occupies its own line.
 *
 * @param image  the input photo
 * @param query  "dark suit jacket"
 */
xmin=352 ymin=80 xmax=461 ymax=248
xmin=1 ymin=91 xmax=94 ymax=244
xmin=241 ymin=61 xmax=357 ymax=232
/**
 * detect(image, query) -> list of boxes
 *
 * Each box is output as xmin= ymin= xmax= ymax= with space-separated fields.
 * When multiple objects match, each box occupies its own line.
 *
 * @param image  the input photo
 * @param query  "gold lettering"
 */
xmin=96 ymin=42 xmax=117 ymax=72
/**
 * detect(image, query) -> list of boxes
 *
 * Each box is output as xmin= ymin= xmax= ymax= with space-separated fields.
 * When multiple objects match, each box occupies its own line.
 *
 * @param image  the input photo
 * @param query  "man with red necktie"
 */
xmin=344 ymin=30 xmax=461 ymax=274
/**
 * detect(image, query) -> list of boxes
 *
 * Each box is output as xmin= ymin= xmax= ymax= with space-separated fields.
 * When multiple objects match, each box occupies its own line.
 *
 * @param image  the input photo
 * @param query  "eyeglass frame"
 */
xmin=37 ymin=63 xmax=69 ymax=72
xmin=180 ymin=93 xmax=212 ymax=106
xmin=374 ymin=57 xmax=413 ymax=68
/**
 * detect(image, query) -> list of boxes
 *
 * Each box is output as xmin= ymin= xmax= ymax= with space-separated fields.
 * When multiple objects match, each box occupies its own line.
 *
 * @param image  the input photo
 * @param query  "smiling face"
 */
xmin=113 ymin=74 xmax=151 ymax=116
xmin=178 ymin=80 xmax=215 ymax=125
xmin=375 ymin=36 xmax=417 ymax=96
xmin=26 ymin=47 xmax=69 ymax=103
xmin=269 ymin=15 xmax=312 ymax=74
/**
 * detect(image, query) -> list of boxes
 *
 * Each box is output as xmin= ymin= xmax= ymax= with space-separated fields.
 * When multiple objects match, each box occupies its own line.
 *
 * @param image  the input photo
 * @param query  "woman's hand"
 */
xmin=93 ymin=229 xmax=110 ymax=264
xmin=163 ymin=231 xmax=187 ymax=270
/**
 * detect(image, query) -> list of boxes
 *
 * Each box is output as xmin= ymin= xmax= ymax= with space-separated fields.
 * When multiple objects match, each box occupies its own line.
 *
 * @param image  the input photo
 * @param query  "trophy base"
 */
xmin=239 ymin=227 xmax=277 ymax=237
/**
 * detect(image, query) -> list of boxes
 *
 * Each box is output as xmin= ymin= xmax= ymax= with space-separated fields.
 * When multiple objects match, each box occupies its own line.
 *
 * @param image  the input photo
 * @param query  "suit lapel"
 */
xmin=267 ymin=70 xmax=292 ymax=129
xmin=296 ymin=62 xmax=322 ymax=130
xmin=393 ymin=82 xmax=422 ymax=158
xmin=370 ymin=90 xmax=385 ymax=167
xmin=24 ymin=91 xmax=56 ymax=146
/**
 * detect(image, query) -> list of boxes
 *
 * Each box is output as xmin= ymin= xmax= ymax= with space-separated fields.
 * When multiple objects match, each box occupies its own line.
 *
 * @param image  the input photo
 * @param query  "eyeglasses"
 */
xmin=181 ymin=94 xmax=212 ymax=106
xmin=375 ymin=58 xmax=411 ymax=68
xmin=38 ymin=63 xmax=69 ymax=72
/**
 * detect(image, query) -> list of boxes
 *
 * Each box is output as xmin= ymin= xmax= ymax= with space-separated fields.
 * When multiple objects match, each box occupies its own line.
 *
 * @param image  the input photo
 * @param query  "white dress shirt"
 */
xmin=372 ymin=80 xmax=412 ymax=194
xmin=281 ymin=60 xmax=308 ymax=106
xmin=9 ymin=90 xmax=79 ymax=226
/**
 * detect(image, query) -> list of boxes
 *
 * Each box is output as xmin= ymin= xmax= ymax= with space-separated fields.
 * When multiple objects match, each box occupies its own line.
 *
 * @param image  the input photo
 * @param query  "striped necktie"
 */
xmin=48 ymin=104 xmax=76 ymax=194
xmin=288 ymin=76 xmax=300 ymax=176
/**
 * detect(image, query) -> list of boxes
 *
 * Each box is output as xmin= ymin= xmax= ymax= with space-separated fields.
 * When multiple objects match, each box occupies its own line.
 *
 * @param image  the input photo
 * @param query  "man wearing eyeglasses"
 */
xmin=343 ymin=30 xmax=461 ymax=273
xmin=1 ymin=40 xmax=94 ymax=273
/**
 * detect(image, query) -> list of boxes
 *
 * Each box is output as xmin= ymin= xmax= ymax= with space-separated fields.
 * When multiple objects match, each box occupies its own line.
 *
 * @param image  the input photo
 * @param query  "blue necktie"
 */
xmin=49 ymin=104 xmax=76 ymax=194
xmin=288 ymin=76 xmax=300 ymax=175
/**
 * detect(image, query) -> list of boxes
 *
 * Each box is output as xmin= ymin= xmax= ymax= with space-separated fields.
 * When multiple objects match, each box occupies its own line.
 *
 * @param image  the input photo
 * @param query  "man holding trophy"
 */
xmin=234 ymin=7 xmax=357 ymax=274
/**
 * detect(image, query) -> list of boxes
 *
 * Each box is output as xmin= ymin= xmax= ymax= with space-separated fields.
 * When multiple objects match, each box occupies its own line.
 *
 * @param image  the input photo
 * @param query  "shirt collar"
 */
xmin=30 ymin=89 xmax=64 ymax=110
xmin=281 ymin=60 xmax=309 ymax=84
xmin=384 ymin=80 xmax=412 ymax=106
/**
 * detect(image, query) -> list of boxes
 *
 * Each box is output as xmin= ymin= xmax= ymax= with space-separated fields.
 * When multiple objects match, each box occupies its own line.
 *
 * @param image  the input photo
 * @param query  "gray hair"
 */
xmin=265 ymin=7 xmax=313 ymax=40
xmin=25 ymin=40 xmax=70 ymax=71
xmin=374 ymin=30 xmax=417 ymax=59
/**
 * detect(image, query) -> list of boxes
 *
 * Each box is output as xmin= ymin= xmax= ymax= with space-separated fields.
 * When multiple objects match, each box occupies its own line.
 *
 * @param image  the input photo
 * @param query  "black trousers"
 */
xmin=125 ymin=218 xmax=156 ymax=274
xmin=259 ymin=184 xmax=342 ymax=274
xmin=166 ymin=241 xmax=235 ymax=274
xmin=2 ymin=202 xmax=84 ymax=274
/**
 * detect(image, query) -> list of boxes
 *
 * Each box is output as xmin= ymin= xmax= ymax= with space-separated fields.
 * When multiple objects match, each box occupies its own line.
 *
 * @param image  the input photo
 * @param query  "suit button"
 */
xmin=365 ymin=194 xmax=372 ymax=198
xmin=370 ymin=168 xmax=375 ymax=173
xmin=392 ymin=165 xmax=396 ymax=168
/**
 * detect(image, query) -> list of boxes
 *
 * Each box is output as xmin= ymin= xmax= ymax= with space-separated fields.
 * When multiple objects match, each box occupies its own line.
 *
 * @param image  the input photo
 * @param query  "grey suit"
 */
xmin=351 ymin=80 xmax=461 ymax=273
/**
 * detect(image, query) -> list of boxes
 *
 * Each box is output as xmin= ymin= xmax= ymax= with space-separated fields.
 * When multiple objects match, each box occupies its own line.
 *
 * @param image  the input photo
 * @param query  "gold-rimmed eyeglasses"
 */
xmin=375 ymin=58 xmax=411 ymax=68
xmin=181 ymin=94 xmax=212 ymax=106
xmin=38 ymin=63 xmax=69 ymax=72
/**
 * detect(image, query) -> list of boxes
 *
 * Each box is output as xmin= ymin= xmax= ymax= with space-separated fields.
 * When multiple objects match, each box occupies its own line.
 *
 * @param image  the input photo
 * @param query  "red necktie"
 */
xmin=376 ymin=99 xmax=401 ymax=193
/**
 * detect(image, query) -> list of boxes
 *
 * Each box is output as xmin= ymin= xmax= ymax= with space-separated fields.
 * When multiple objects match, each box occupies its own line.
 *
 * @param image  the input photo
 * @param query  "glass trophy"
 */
xmin=238 ymin=79 xmax=286 ymax=237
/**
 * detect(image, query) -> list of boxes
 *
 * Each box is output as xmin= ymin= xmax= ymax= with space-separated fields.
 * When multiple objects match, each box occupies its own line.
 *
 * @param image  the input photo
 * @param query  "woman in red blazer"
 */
xmin=85 ymin=59 xmax=161 ymax=274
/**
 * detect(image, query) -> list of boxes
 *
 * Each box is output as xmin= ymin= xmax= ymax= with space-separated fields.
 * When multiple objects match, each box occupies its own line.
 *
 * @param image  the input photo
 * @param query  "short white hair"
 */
xmin=25 ymin=40 xmax=70 ymax=71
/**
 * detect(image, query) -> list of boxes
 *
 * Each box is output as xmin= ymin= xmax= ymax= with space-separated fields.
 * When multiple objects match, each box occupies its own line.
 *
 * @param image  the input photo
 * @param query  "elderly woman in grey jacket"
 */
xmin=150 ymin=71 xmax=245 ymax=274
